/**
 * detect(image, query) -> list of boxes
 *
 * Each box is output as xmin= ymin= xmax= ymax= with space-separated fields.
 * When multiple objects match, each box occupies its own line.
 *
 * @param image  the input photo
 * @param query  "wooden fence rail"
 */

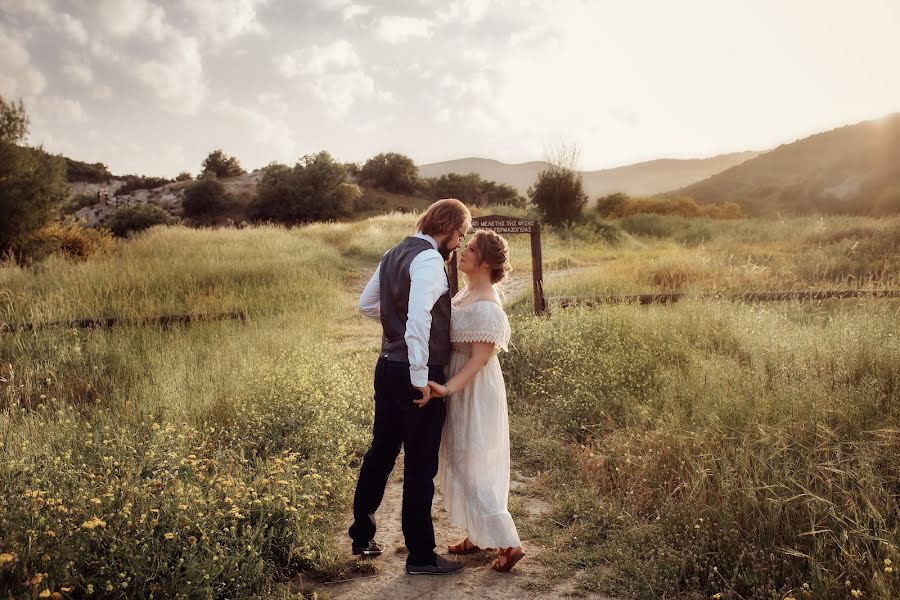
xmin=1 ymin=310 xmax=247 ymax=333
xmin=555 ymin=289 xmax=900 ymax=307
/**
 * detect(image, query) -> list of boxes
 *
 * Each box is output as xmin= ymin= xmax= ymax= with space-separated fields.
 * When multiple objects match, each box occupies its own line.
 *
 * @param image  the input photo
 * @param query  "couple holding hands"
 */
xmin=349 ymin=198 xmax=525 ymax=575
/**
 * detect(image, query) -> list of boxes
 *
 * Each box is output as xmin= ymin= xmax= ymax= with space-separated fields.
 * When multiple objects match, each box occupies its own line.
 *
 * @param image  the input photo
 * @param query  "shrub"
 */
xmin=529 ymin=146 xmax=588 ymax=224
xmin=619 ymin=214 xmax=716 ymax=246
xmin=114 ymin=175 xmax=173 ymax=197
xmin=182 ymin=176 xmax=228 ymax=222
xmin=107 ymin=204 xmax=174 ymax=237
xmin=358 ymin=152 xmax=419 ymax=194
xmin=201 ymin=149 xmax=246 ymax=178
xmin=421 ymin=172 xmax=526 ymax=207
xmin=62 ymin=192 xmax=99 ymax=216
xmin=175 ymin=171 xmax=192 ymax=182
xmin=250 ymin=152 xmax=353 ymax=223
xmin=597 ymin=194 xmax=744 ymax=219
xmin=14 ymin=218 xmax=115 ymax=261
xmin=64 ymin=158 xmax=112 ymax=183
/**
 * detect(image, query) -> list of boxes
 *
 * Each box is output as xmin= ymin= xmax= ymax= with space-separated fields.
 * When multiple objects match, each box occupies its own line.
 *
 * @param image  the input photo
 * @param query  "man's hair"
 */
xmin=416 ymin=198 xmax=471 ymax=237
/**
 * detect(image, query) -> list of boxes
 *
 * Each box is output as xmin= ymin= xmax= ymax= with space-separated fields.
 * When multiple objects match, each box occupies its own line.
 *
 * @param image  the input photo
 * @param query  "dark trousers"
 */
xmin=349 ymin=358 xmax=447 ymax=565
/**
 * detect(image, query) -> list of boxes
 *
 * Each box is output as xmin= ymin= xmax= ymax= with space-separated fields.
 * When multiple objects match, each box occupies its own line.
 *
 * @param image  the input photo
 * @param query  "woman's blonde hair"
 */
xmin=470 ymin=229 xmax=512 ymax=284
xmin=416 ymin=198 xmax=472 ymax=237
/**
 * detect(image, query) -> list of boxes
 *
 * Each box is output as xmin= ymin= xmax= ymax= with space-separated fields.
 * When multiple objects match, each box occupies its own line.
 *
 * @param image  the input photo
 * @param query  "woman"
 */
xmin=423 ymin=229 xmax=525 ymax=572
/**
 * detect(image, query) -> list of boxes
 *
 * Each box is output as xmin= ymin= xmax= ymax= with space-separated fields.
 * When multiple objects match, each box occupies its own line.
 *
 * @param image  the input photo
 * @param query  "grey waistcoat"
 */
xmin=379 ymin=236 xmax=451 ymax=367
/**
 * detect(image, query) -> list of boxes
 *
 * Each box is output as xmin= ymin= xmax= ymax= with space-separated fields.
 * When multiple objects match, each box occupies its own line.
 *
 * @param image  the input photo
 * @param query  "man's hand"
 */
xmin=413 ymin=384 xmax=432 ymax=408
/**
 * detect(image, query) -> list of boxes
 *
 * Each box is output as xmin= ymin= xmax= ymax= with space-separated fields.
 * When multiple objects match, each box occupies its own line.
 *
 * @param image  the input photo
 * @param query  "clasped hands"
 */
xmin=413 ymin=381 xmax=450 ymax=407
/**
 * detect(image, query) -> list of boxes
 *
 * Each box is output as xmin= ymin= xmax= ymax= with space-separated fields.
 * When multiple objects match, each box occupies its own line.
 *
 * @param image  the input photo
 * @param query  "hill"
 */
xmin=670 ymin=113 xmax=900 ymax=215
xmin=418 ymin=151 xmax=761 ymax=199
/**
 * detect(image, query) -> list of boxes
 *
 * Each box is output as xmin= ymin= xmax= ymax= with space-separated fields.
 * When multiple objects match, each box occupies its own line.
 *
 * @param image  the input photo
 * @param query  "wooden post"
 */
xmin=531 ymin=224 xmax=546 ymax=315
xmin=448 ymin=250 xmax=459 ymax=296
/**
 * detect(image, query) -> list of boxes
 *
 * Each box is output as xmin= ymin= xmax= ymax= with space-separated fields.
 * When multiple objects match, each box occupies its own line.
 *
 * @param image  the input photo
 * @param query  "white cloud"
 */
xmin=374 ymin=16 xmax=435 ymax=43
xmin=31 ymin=96 xmax=87 ymax=122
xmin=313 ymin=0 xmax=351 ymax=9
xmin=135 ymin=35 xmax=207 ymax=114
xmin=213 ymin=99 xmax=297 ymax=163
xmin=91 ymin=0 xmax=168 ymax=40
xmin=436 ymin=0 xmax=491 ymax=26
xmin=355 ymin=119 xmax=377 ymax=133
xmin=183 ymin=0 xmax=267 ymax=43
xmin=507 ymin=24 xmax=549 ymax=46
xmin=342 ymin=4 xmax=371 ymax=21
xmin=0 ymin=27 xmax=47 ymax=97
xmin=278 ymin=40 xmax=360 ymax=77
xmin=92 ymin=85 xmax=113 ymax=100
xmin=63 ymin=61 xmax=94 ymax=85
xmin=307 ymin=70 xmax=386 ymax=118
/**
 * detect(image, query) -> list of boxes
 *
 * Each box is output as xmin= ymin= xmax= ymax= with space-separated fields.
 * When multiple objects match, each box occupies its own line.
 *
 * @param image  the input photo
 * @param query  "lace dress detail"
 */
xmin=438 ymin=289 xmax=521 ymax=549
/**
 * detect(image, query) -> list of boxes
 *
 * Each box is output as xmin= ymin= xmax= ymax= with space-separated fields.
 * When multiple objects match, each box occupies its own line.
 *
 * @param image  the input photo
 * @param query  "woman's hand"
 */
xmin=427 ymin=381 xmax=449 ymax=397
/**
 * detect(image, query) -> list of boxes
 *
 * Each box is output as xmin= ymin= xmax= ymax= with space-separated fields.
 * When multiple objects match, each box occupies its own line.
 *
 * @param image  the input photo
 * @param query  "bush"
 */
xmin=64 ymin=157 xmax=112 ymax=183
xmin=182 ymin=176 xmax=228 ymax=222
xmin=14 ymin=218 xmax=115 ymax=262
xmin=597 ymin=193 xmax=744 ymax=219
xmin=175 ymin=171 xmax=192 ymax=182
xmin=250 ymin=152 xmax=353 ymax=223
xmin=107 ymin=204 xmax=174 ymax=237
xmin=62 ymin=192 xmax=99 ymax=216
xmin=358 ymin=152 xmax=419 ymax=194
xmin=529 ymin=146 xmax=588 ymax=224
xmin=619 ymin=213 xmax=716 ymax=246
xmin=420 ymin=172 xmax=526 ymax=207
xmin=114 ymin=175 xmax=172 ymax=197
xmin=201 ymin=149 xmax=246 ymax=178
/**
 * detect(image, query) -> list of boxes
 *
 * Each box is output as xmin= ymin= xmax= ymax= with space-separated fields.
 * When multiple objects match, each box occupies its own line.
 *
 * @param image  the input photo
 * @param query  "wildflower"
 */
xmin=851 ymin=590 xmax=862 ymax=598
xmin=86 ymin=584 xmax=94 ymax=594
xmin=30 ymin=574 xmax=45 ymax=585
xmin=80 ymin=517 xmax=107 ymax=529
xmin=0 ymin=553 xmax=14 ymax=565
xmin=712 ymin=594 xmax=722 ymax=600
xmin=38 ymin=591 xmax=50 ymax=598
xmin=164 ymin=532 xmax=175 ymax=540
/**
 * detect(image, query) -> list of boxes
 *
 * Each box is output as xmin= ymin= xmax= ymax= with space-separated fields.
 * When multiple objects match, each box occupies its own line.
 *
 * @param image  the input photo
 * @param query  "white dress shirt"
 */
xmin=358 ymin=232 xmax=449 ymax=388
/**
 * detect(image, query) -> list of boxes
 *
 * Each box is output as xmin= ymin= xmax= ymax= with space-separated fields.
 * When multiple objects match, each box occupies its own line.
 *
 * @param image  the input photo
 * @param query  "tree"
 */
xmin=250 ymin=152 xmax=353 ymax=223
xmin=595 ymin=192 xmax=629 ymax=217
xmin=175 ymin=171 xmax=192 ymax=182
xmin=528 ymin=144 xmax=588 ymax=224
xmin=0 ymin=97 xmax=28 ymax=144
xmin=0 ymin=96 xmax=68 ymax=254
xmin=359 ymin=152 xmax=419 ymax=194
xmin=201 ymin=149 xmax=246 ymax=178
xmin=182 ymin=175 xmax=228 ymax=222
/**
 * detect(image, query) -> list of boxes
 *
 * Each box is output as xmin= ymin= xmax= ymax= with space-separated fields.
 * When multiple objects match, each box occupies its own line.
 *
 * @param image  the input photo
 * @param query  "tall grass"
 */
xmin=503 ymin=300 xmax=900 ymax=599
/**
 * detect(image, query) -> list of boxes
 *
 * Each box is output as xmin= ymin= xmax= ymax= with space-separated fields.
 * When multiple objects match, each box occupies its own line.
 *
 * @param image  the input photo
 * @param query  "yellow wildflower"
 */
xmin=164 ymin=532 xmax=175 ymax=540
xmin=38 ymin=591 xmax=50 ymax=598
xmin=80 ymin=517 xmax=107 ymax=529
xmin=851 ymin=590 xmax=862 ymax=598
xmin=0 ymin=553 xmax=14 ymax=565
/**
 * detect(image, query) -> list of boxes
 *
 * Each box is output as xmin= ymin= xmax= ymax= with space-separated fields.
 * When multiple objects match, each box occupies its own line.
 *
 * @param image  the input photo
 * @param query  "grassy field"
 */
xmin=1 ymin=214 xmax=898 ymax=599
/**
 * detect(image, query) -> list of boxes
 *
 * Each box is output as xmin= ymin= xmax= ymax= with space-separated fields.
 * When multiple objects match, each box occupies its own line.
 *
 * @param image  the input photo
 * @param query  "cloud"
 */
xmin=507 ymin=24 xmax=550 ymax=46
xmin=92 ymin=85 xmax=113 ymax=100
xmin=307 ymin=70 xmax=390 ymax=118
xmin=213 ymin=99 xmax=298 ymax=163
xmin=436 ymin=0 xmax=491 ymax=26
xmin=92 ymin=0 xmax=168 ymax=40
xmin=183 ymin=0 xmax=268 ymax=43
xmin=374 ymin=16 xmax=435 ymax=43
xmin=342 ymin=4 xmax=372 ymax=21
xmin=0 ymin=26 xmax=47 ymax=97
xmin=63 ymin=61 xmax=94 ymax=86
xmin=31 ymin=96 xmax=87 ymax=122
xmin=135 ymin=35 xmax=207 ymax=114
xmin=277 ymin=40 xmax=360 ymax=77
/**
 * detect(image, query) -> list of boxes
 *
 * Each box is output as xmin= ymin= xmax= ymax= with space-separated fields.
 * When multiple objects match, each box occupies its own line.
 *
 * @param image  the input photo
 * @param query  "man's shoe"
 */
xmin=352 ymin=540 xmax=384 ymax=556
xmin=406 ymin=555 xmax=464 ymax=575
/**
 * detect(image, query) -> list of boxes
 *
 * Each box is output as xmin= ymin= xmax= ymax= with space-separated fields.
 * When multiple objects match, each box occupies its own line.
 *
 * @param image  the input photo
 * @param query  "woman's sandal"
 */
xmin=490 ymin=547 xmax=525 ymax=572
xmin=448 ymin=538 xmax=481 ymax=555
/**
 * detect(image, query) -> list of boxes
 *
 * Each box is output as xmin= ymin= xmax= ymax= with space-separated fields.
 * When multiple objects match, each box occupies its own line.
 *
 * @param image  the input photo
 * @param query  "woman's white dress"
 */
xmin=438 ymin=289 xmax=521 ymax=549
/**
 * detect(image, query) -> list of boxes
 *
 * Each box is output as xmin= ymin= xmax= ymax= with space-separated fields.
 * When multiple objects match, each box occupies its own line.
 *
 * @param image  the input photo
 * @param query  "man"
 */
xmin=350 ymin=198 xmax=472 ymax=575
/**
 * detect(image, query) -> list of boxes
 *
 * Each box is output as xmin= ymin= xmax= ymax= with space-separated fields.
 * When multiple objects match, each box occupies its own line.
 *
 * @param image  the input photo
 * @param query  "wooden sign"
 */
xmin=449 ymin=215 xmax=546 ymax=316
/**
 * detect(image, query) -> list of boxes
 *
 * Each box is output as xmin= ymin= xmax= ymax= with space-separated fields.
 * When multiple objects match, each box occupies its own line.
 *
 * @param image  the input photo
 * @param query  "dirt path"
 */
xmin=320 ymin=453 xmax=613 ymax=600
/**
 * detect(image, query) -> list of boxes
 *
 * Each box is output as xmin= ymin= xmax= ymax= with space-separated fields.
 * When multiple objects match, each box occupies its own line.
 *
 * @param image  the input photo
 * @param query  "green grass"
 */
xmin=1 ymin=214 xmax=898 ymax=599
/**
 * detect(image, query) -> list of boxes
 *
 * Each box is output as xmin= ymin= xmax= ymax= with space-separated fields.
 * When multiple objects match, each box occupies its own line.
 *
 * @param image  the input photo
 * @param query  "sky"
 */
xmin=2 ymin=0 xmax=900 ymax=177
